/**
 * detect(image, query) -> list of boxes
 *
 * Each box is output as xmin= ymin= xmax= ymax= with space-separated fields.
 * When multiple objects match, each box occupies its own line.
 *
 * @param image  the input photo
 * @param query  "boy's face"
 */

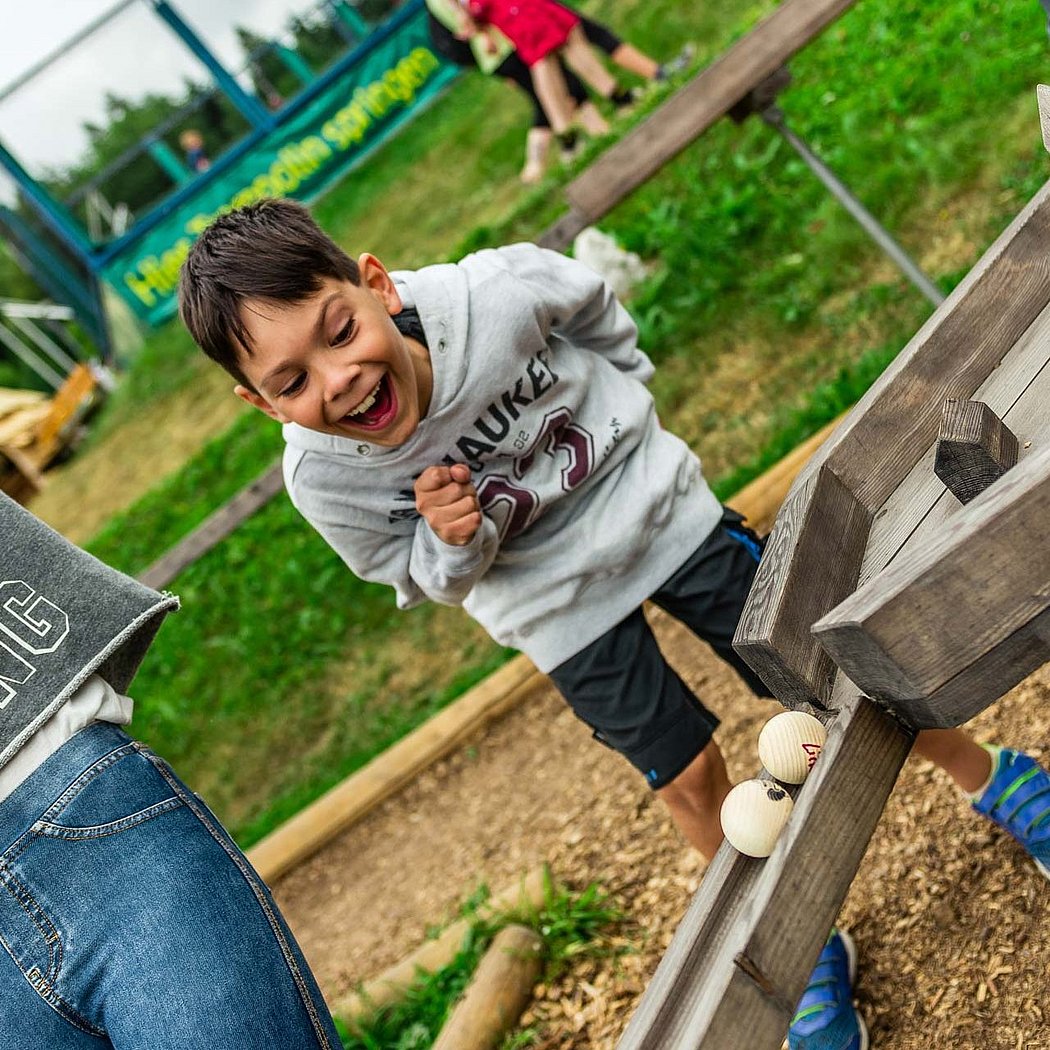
xmin=233 ymin=253 xmax=432 ymax=447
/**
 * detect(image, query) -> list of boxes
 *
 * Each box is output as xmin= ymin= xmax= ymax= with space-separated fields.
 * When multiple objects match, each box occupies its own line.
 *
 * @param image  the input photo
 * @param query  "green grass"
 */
xmin=60 ymin=0 xmax=1050 ymax=846
xmin=336 ymin=873 xmax=624 ymax=1050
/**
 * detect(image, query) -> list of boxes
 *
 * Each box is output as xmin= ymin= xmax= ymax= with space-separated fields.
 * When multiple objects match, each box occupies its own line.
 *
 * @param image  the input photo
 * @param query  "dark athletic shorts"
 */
xmin=548 ymin=507 xmax=774 ymax=790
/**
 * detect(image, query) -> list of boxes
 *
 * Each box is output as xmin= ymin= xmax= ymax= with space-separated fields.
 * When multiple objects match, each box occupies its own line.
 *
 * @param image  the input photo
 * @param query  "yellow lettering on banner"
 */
xmin=123 ymin=47 xmax=443 ymax=311
xmin=122 ymin=238 xmax=192 ymax=307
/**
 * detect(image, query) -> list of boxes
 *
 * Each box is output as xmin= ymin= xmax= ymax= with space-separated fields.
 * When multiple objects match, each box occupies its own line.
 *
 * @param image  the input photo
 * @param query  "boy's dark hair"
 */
xmin=178 ymin=198 xmax=360 ymax=386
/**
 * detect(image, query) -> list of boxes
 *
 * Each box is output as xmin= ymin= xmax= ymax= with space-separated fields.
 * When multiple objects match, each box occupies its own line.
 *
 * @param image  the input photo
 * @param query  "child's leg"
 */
xmin=576 ymin=100 xmax=610 ymax=135
xmin=528 ymin=54 xmax=577 ymax=134
xmin=656 ymin=740 xmax=732 ymax=858
xmin=520 ymin=126 xmax=551 ymax=184
xmin=609 ymin=43 xmax=660 ymax=80
xmin=912 ymin=727 xmax=992 ymax=792
xmin=548 ymin=605 xmax=727 ymax=859
xmin=558 ymin=25 xmax=618 ymax=99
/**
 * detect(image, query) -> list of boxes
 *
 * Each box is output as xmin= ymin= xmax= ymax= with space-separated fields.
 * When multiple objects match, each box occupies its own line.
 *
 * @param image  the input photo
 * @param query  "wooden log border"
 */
xmin=336 ymin=864 xmax=549 ymax=1021
xmin=431 ymin=924 xmax=544 ymax=1050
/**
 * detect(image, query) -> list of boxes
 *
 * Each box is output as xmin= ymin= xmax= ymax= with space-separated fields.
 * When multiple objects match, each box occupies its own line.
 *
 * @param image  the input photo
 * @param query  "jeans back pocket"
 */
xmin=33 ymin=743 xmax=183 ymax=841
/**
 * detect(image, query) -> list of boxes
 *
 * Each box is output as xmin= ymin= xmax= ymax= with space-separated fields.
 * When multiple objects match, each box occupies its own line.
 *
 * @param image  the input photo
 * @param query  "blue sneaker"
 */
xmin=788 ymin=928 xmax=868 ymax=1050
xmin=971 ymin=745 xmax=1050 ymax=881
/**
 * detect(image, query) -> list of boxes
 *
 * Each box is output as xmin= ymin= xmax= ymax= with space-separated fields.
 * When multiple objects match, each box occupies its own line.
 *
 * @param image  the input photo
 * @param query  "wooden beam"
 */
xmin=137 ymin=461 xmax=284 ymax=589
xmin=336 ymin=865 xmax=549 ymax=1021
xmin=615 ymin=689 xmax=913 ymax=1050
xmin=0 ymin=442 xmax=45 ymax=497
xmin=535 ymin=206 xmax=591 ymax=253
xmin=814 ymin=179 xmax=1050 ymax=512
xmin=933 ymin=399 xmax=1017 ymax=505
xmin=431 ymin=924 xmax=543 ymax=1050
xmin=560 ymin=0 xmax=858 ymax=222
xmin=813 ymin=440 xmax=1050 ymax=727
xmin=856 ymin=298 xmax=1050 ymax=588
xmin=733 ymin=465 xmax=871 ymax=707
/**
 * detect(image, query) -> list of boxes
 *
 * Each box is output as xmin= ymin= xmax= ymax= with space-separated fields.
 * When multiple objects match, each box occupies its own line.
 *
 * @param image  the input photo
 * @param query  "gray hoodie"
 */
xmin=283 ymin=243 xmax=722 ymax=672
xmin=0 ymin=493 xmax=177 ymax=772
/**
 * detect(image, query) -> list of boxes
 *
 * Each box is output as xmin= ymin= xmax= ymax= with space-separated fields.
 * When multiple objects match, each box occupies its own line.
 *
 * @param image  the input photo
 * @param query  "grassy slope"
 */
xmin=30 ymin=0 xmax=1050 ymax=845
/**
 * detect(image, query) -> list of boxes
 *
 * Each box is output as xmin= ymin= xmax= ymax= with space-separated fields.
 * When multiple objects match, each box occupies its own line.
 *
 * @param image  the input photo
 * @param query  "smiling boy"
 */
xmin=180 ymin=199 xmax=1050 ymax=1050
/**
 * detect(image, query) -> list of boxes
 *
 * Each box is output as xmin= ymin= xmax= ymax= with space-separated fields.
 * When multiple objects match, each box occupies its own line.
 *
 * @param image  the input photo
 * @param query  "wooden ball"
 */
xmin=719 ymin=778 xmax=794 ymax=858
xmin=758 ymin=711 xmax=827 ymax=785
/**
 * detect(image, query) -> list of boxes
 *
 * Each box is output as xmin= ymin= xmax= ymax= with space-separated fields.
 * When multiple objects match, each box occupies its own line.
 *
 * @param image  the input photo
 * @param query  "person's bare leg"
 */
xmin=575 ymin=100 xmax=609 ymax=135
xmin=656 ymin=740 xmax=731 ymax=859
xmin=559 ymin=26 xmax=618 ymax=98
xmin=610 ymin=42 xmax=659 ymax=80
xmin=529 ymin=55 xmax=576 ymax=133
xmin=520 ymin=127 xmax=551 ymax=184
xmin=913 ymin=727 xmax=993 ymax=793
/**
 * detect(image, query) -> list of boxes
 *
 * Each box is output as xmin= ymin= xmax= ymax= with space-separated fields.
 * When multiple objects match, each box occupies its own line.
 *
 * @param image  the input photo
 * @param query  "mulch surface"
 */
xmin=274 ymin=611 xmax=1049 ymax=1049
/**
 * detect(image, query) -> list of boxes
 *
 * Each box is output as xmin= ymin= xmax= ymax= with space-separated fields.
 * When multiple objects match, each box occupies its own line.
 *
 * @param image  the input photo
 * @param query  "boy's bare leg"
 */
xmin=913 ymin=727 xmax=993 ymax=793
xmin=529 ymin=56 xmax=577 ymax=133
xmin=560 ymin=26 xmax=618 ymax=98
xmin=656 ymin=740 xmax=732 ymax=859
xmin=609 ymin=42 xmax=660 ymax=80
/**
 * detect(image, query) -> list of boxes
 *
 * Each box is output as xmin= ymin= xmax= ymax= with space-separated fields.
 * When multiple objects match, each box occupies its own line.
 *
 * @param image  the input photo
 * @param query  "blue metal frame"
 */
xmin=0 ymin=0 xmax=428 ymax=274
xmin=0 ymin=0 xmax=432 ymax=349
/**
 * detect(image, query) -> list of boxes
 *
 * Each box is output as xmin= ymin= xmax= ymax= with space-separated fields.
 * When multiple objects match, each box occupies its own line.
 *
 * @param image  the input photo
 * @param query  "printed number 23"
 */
xmin=476 ymin=407 xmax=594 ymax=540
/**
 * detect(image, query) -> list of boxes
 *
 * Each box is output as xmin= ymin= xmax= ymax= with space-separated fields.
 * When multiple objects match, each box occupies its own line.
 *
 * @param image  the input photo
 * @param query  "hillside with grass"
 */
xmin=26 ymin=0 xmax=1050 ymax=849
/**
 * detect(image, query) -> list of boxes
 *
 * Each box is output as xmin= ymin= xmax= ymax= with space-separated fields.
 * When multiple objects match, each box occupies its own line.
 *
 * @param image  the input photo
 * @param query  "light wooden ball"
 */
xmin=758 ymin=711 xmax=827 ymax=785
xmin=719 ymin=778 xmax=794 ymax=858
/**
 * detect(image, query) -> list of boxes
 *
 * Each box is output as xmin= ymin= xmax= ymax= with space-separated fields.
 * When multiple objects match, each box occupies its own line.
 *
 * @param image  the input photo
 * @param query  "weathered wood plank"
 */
xmin=733 ymin=465 xmax=871 ymax=707
xmin=137 ymin=461 xmax=284 ymax=590
xmin=535 ymin=206 xmax=592 ymax=253
xmin=858 ymin=298 xmax=1050 ymax=586
xmin=813 ymin=440 xmax=1050 ymax=727
xmin=562 ymin=0 xmax=858 ymax=222
xmin=933 ymin=399 xmax=1018 ymax=505
xmin=615 ymin=689 xmax=913 ymax=1050
xmin=770 ymin=181 xmax=1050 ymax=522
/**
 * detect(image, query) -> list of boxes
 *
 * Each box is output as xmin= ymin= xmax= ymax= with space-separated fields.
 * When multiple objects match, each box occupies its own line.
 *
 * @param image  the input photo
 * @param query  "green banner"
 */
xmin=104 ymin=10 xmax=457 ymax=326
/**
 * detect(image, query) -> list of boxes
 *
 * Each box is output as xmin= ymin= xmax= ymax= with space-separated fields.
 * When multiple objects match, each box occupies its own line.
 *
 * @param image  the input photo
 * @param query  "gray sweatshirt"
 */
xmin=0 ymin=492 xmax=177 ymax=773
xmin=283 ymin=243 xmax=722 ymax=672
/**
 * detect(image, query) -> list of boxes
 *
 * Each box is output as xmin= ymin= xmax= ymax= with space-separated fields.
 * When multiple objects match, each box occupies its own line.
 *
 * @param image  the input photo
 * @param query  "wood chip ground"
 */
xmin=274 ymin=612 xmax=1050 ymax=1049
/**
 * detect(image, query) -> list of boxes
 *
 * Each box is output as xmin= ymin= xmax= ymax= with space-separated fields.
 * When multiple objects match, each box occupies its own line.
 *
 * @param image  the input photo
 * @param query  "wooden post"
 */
xmin=933 ymin=399 xmax=1017 ymax=504
xmin=431 ymin=924 xmax=544 ymax=1050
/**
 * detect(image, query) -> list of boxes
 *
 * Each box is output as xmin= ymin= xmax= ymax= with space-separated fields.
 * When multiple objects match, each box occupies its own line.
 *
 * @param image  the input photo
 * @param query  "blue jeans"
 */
xmin=0 ymin=723 xmax=342 ymax=1049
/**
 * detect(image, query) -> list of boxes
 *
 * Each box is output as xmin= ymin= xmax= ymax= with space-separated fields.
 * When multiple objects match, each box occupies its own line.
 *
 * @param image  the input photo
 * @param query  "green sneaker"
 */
xmin=972 ymin=745 xmax=1050 ymax=881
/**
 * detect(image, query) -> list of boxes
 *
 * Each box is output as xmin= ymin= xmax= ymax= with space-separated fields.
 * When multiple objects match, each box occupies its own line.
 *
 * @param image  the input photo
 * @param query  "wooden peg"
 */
xmin=933 ymin=399 xmax=1017 ymax=504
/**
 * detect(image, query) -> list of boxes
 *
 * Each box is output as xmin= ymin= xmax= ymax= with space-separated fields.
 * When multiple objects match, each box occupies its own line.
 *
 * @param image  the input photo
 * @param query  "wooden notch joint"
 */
xmin=933 ymin=399 xmax=1018 ymax=505
xmin=732 ymin=951 xmax=797 ymax=1019
xmin=728 ymin=66 xmax=793 ymax=124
